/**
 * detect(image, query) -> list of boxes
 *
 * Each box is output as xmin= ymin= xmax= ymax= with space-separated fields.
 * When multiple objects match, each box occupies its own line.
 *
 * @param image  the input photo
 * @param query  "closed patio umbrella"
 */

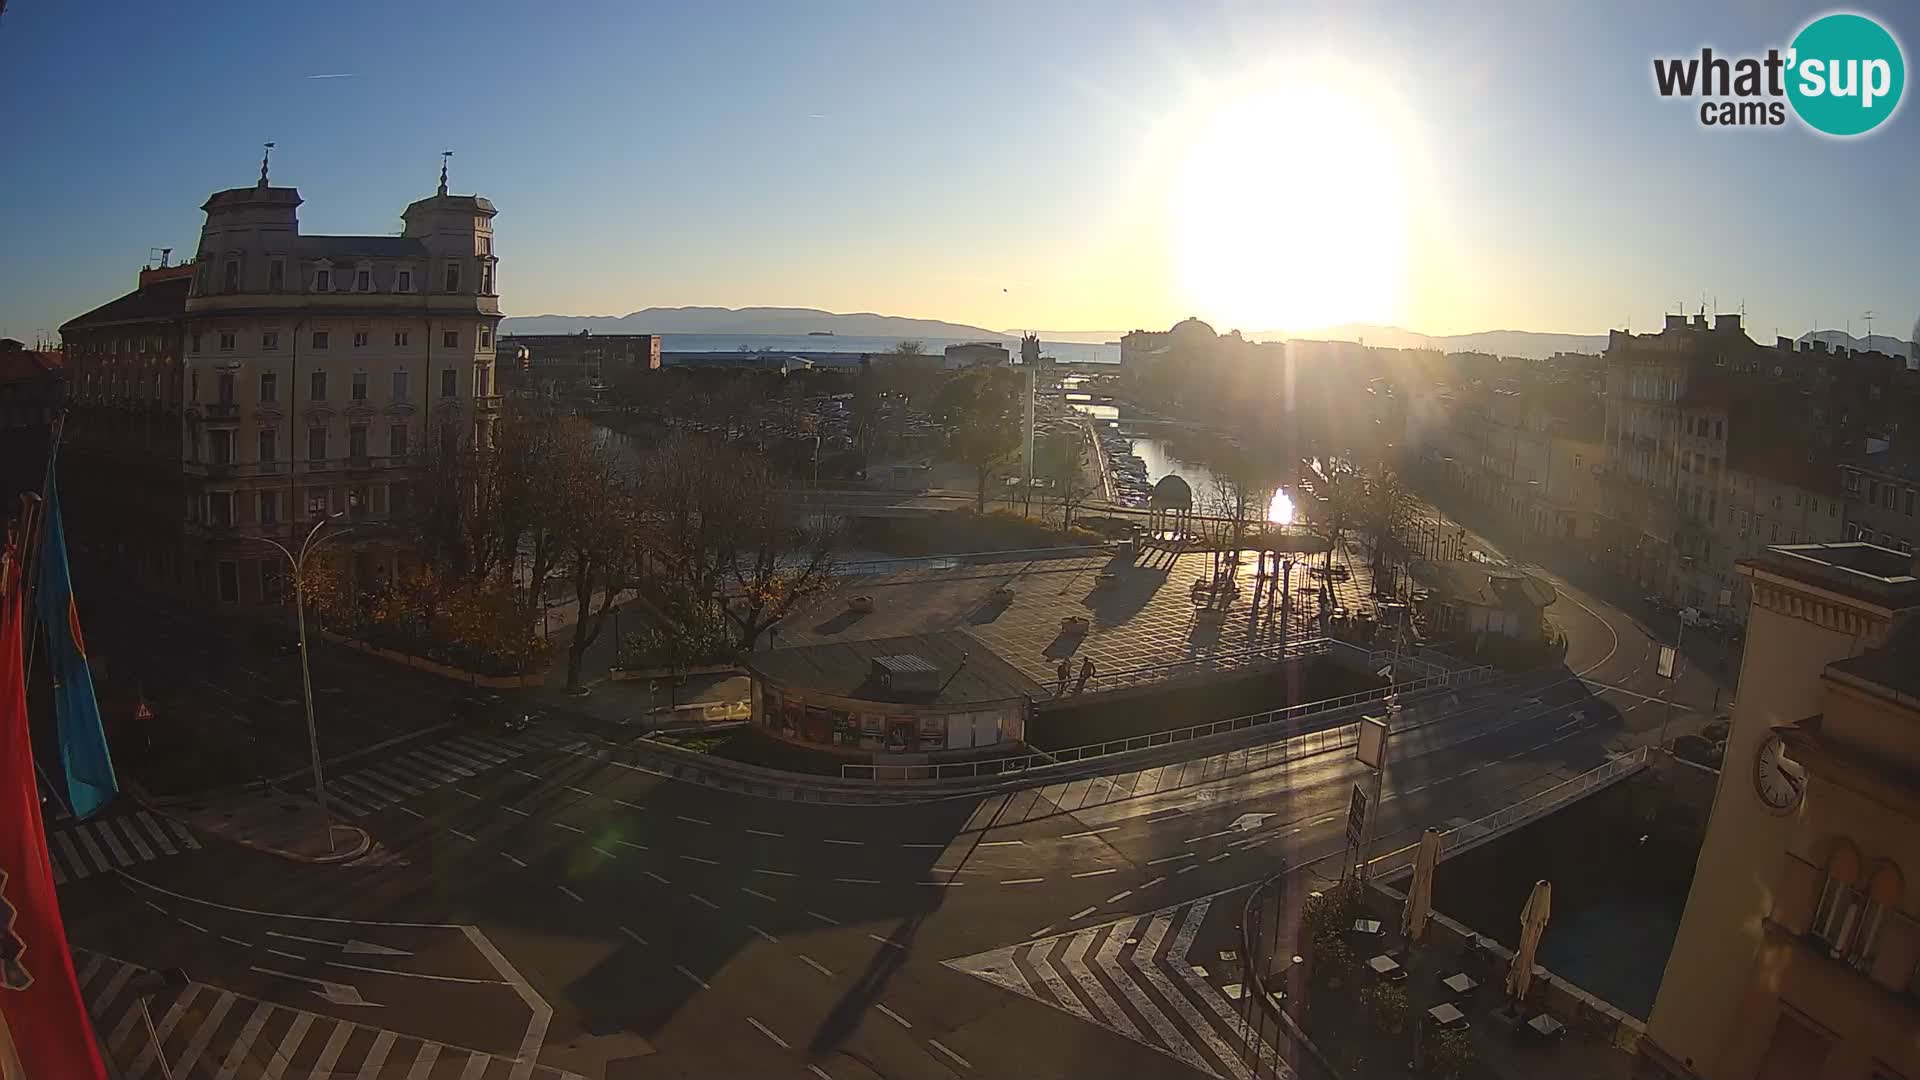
xmin=1402 ymin=827 xmax=1444 ymax=942
xmin=1506 ymin=879 xmax=1552 ymax=1002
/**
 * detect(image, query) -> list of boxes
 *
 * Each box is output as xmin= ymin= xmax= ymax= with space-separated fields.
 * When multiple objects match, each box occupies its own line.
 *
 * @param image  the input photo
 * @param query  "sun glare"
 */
xmin=1170 ymin=72 xmax=1411 ymax=333
xmin=1267 ymin=487 xmax=1295 ymax=525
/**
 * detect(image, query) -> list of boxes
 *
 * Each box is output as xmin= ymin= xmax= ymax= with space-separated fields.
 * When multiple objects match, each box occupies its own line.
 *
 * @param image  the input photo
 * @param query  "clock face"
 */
xmin=1753 ymin=735 xmax=1806 ymax=812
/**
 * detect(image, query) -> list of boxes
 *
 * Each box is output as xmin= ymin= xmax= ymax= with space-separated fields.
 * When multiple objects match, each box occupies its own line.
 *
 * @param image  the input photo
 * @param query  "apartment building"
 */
xmin=59 ymin=160 xmax=502 ymax=611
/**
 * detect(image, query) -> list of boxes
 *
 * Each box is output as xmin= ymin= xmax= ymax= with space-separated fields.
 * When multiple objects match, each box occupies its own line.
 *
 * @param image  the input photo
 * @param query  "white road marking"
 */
xmin=747 ymin=1017 xmax=789 ymax=1049
xmin=1030 ymin=925 xmax=1055 ymax=937
xmin=450 ymin=829 xmax=477 ymax=843
xmin=677 ymin=815 xmax=712 ymax=826
xmin=867 ymin=933 xmax=906 ymax=950
xmin=620 ymin=926 xmax=647 ymax=946
xmin=512 ymin=769 xmax=541 ymax=780
xmin=753 ymin=867 xmax=796 ymax=877
xmin=565 ymin=785 xmax=593 ymax=796
xmin=502 ymin=806 xmax=530 ymax=816
xmin=397 ymin=806 xmax=425 ymax=819
xmin=675 ymin=964 xmax=708 ymax=989
xmin=741 ymin=886 xmax=778 ymax=902
xmin=453 ymin=789 xmax=481 ymax=800
xmin=326 ymin=961 xmax=506 ymax=985
xmin=559 ymin=886 xmax=584 ymax=902
xmin=220 ymin=935 xmax=250 ymax=948
xmin=1207 ymin=852 xmax=1232 ymax=863
xmin=745 ymin=828 xmax=783 ymax=838
xmin=1146 ymin=852 xmax=1194 ymax=865
xmin=180 ymin=919 xmax=208 ymax=933
xmin=1000 ymin=878 xmax=1045 ymax=885
xmin=821 ymin=838 xmax=862 ymax=846
xmin=929 ymin=1038 xmax=973 ymax=1070
xmin=690 ymin=894 xmax=719 ymax=910
xmin=551 ymin=822 xmax=584 ymax=834
xmin=747 ymin=923 xmax=779 ymax=943
xmin=1070 ymin=906 xmax=1098 ymax=919
xmin=918 ymin=879 xmax=964 ymax=886
xmin=807 ymin=910 xmax=840 ymax=926
xmin=1105 ymin=890 xmax=1133 ymax=903
xmin=265 ymin=948 xmax=304 ymax=962
xmin=592 ymin=846 xmax=616 ymax=859
xmin=875 ymin=1003 xmax=912 ymax=1029
xmin=799 ymin=955 xmax=834 ymax=977
xmin=141 ymin=899 xmax=168 ymax=914
xmin=808 ymin=1066 xmax=832 ymax=1080
xmin=1139 ymin=876 xmax=1167 ymax=889
xmin=1177 ymin=864 xmax=1200 ymax=875
xmin=645 ymin=871 xmax=671 ymax=885
xmin=1071 ymin=867 xmax=1118 ymax=878
xmin=680 ymin=854 xmax=719 ymax=865
xmin=500 ymin=852 xmax=527 ymax=868
xmin=1061 ymin=827 xmax=1118 ymax=838
xmin=900 ymin=842 xmax=946 ymax=849
xmin=616 ymin=839 xmax=647 ymax=851
xmin=833 ymin=877 xmax=880 ymax=885
xmin=977 ymin=840 xmax=1024 ymax=847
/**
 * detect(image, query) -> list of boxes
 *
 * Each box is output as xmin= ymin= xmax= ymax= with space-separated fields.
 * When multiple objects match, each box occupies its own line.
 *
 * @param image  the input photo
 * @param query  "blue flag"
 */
xmin=34 ymin=475 xmax=119 ymax=820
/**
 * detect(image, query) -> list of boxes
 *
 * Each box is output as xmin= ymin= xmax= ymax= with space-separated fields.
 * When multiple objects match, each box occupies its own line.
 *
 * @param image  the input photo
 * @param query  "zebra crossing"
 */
xmin=945 ymin=898 xmax=1287 ymax=1080
xmin=320 ymin=730 xmax=589 ymax=818
xmin=49 ymin=810 xmax=201 ymax=885
xmin=74 ymin=947 xmax=587 ymax=1080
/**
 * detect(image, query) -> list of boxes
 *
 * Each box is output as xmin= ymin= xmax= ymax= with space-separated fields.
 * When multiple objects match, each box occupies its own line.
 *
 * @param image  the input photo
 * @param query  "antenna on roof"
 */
xmin=438 ymin=149 xmax=452 ymax=196
xmin=259 ymin=141 xmax=275 ymax=187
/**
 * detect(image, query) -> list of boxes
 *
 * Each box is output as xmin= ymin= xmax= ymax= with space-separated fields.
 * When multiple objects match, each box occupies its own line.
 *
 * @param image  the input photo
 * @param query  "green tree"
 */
xmin=936 ymin=368 xmax=1023 ymax=512
xmin=1037 ymin=427 xmax=1094 ymax=530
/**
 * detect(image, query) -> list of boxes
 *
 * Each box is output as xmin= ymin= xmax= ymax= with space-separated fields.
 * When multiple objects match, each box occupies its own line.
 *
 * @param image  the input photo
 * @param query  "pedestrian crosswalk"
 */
xmin=946 ymin=899 xmax=1287 ymax=1080
xmin=75 ymin=947 xmax=587 ymax=1080
xmin=320 ymin=730 xmax=589 ymax=818
xmin=50 ymin=810 xmax=201 ymax=885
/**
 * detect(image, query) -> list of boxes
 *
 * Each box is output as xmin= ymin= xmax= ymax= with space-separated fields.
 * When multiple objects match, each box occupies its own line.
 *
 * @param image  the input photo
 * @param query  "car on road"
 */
xmin=250 ymin=623 xmax=302 ymax=657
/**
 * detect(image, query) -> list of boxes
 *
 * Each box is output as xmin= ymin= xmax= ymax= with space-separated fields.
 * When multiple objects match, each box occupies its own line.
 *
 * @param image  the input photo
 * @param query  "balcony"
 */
xmin=202 ymin=402 xmax=241 ymax=422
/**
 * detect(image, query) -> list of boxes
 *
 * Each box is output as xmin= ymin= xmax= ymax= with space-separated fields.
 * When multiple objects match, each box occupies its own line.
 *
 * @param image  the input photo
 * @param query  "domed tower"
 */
xmin=189 ymin=144 xmax=302 ymax=302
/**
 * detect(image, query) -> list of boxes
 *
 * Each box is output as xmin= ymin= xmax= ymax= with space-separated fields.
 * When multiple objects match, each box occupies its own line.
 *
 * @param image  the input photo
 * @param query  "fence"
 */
xmin=1234 ymin=745 xmax=1655 ymax=1079
xmin=1071 ymin=636 xmax=1332 ymax=697
xmin=839 ymin=662 xmax=1497 ymax=782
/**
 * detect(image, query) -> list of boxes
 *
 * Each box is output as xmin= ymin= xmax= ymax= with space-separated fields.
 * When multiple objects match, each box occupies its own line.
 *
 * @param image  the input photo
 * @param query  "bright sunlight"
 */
xmin=1170 ymin=71 xmax=1410 ymax=334
xmin=1266 ymin=487 xmax=1295 ymax=524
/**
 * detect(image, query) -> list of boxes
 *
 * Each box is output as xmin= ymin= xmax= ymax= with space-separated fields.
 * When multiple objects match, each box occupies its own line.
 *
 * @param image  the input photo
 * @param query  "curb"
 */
xmin=125 ymin=780 xmax=375 ymax=865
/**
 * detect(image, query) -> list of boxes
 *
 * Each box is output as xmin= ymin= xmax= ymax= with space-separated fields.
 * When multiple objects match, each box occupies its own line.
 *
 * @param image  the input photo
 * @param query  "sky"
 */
xmin=1 ymin=0 xmax=1915 ymax=344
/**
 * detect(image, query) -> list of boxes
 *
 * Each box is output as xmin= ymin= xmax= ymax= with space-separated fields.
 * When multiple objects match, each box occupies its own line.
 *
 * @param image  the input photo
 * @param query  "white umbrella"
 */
xmin=1402 ymin=827 xmax=1443 ymax=942
xmin=1506 ymin=879 xmax=1552 ymax=1002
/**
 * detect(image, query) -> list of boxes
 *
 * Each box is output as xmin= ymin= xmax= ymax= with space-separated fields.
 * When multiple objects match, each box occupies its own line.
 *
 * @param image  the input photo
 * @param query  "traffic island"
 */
xmin=140 ymin=783 xmax=372 ymax=864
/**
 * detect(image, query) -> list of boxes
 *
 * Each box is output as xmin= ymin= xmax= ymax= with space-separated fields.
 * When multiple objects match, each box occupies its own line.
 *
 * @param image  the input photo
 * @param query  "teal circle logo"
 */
xmin=1787 ymin=13 xmax=1905 ymax=136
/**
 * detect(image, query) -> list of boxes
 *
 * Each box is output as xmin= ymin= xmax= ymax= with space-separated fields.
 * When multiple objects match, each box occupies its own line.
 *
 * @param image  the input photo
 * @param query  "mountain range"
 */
xmin=501 ymin=307 xmax=1915 ymax=363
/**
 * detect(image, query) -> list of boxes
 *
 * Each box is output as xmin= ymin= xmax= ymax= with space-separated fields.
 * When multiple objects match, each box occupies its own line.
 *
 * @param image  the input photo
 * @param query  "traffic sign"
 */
xmin=1346 ymin=783 xmax=1369 ymax=848
xmin=1656 ymin=644 xmax=1677 ymax=679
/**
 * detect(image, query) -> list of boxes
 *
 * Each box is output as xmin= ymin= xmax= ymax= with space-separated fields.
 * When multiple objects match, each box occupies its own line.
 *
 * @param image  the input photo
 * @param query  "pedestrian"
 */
xmin=1076 ymin=656 xmax=1096 ymax=693
xmin=1055 ymin=656 xmax=1070 ymax=698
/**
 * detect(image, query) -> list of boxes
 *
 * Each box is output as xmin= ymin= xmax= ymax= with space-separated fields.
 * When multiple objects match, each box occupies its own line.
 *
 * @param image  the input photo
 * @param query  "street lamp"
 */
xmin=245 ymin=511 xmax=353 ymax=853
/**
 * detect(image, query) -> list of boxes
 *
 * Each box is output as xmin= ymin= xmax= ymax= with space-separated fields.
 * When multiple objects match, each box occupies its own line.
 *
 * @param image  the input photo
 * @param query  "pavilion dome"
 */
xmin=1150 ymin=474 xmax=1194 ymax=510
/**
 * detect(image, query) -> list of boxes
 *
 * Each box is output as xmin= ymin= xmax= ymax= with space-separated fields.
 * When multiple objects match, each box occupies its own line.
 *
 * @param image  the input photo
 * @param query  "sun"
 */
xmin=1169 ymin=72 xmax=1411 ymax=334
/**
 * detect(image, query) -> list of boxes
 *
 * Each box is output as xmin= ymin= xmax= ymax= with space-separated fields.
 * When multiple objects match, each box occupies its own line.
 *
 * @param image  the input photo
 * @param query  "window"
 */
xmin=1714 ymin=419 xmax=1724 ymax=439
xmin=397 ymin=270 xmax=412 ymax=292
xmin=479 ymin=327 xmax=492 ymax=348
xmin=217 ymin=560 xmax=240 ymax=603
xmin=1572 ymin=453 xmax=1582 ymax=469
xmin=393 ymin=330 xmax=410 ymax=347
xmin=259 ymin=491 xmax=279 ymax=525
xmin=355 ymin=269 xmax=371 ymax=291
xmin=191 ymin=332 xmax=202 ymax=353
xmin=353 ymin=331 xmax=368 ymax=348
xmin=209 ymin=429 xmax=234 ymax=464
xmin=260 ymin=331 xmax=280 ymax=353
xmin=258 ymin=428 xmax=276 ymax=462
xmin=310 ymin=371 xmax=326 ymax=401
xmin=268 ymin=260 xmax=284 ymax=291
xmin=391 ymin=369 xmax=409 ymax=402
xmin=1809 ymin=498 xmax=1818 ymax=514
xmin=259 ymin=372 xmax=277 ymax=403
xmin=224 ymin=260 xmax=240 ymax=292
xmin=216 ymin=372 xmax=235 ymax=403
xmin=445 ymin=263 xmax=461 ymax=292
xmin=305 ymin=488 xmax=329 ymax=518
xmin=389 ymin=424 xmax=409 ymax=459
xmin=351 ymin=371 xmax=367 ymax=401
xmin=480 ymin=260 xmax=494 ymax=294
xmin=443 ymin=330 xmax=459 ymax=349
xmin=307 ymin=427 xmax=328 ymax=462
xmin=1884 ymin=485 xmax=1898 ymax=510
xmin=1906 ymin=490 xmax=1916 ymax=516
xmin=312 ymin=330 xmax=329 ymax=350
xmin=315 ymin=268 xmax=331 ymax=292
xmin=441 ymin=368 xmax=457 ymax=398
xmin=349 ymin=425 xmax=368 ymax=461
xmin=1844 ymin=471 xmax=1860 ymax=493
xmin=219 ymin=331 xmax=235 ymax=351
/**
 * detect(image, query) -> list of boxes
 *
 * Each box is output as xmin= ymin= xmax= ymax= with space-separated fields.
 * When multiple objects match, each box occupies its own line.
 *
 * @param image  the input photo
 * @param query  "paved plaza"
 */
xmin=777 ymin=540 xmax=1383 ymax=686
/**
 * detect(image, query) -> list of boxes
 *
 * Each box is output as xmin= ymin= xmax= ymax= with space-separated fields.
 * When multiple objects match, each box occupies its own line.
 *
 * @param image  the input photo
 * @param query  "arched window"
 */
xmin=1812 ymin=842 xmax=1901 ymax=970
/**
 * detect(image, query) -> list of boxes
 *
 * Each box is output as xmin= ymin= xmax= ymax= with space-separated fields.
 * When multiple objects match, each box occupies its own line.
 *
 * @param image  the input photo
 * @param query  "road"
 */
xmin=56 ymin=526 xmax=1735 ymax=1079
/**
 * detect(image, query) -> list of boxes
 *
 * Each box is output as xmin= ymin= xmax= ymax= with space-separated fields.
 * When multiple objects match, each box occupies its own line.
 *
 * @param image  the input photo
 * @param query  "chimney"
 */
xmin=1715 ymin=313 xmax=1741 ymax=332
xmin=1664 ymin=314 xmax=1686 ymax=331
xmin=1776 ymin=336 xmax=1792 ymax=352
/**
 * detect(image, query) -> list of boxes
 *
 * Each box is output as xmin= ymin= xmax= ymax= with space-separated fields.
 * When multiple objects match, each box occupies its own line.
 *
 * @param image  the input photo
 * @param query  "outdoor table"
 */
xmin=1442 ymin=972 xmax=1478 ymax=995
xmin=1527 ymin=1014 xmax=1566 ymax=1039
xmin=1427 ymin=1002 xmax=1467 ymax=1029
xmin=1352 ymin=918 xmax=1383 ymax=935
xmin=1367 ymin=954 xmax=1404 ymax=980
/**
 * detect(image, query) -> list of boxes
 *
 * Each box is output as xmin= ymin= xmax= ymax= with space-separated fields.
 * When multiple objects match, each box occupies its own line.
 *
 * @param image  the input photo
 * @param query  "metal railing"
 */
xmin=831 ymin=544 xmax=1115 ymax=579
xmin=1068 ymin=636 xmax=1332 ymax=697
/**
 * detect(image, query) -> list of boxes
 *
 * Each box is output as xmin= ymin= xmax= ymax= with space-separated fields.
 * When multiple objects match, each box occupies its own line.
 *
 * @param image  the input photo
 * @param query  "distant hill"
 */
xmin=1256 ymin=324 xmax=1611 ymax=359
xmin=502 ymin=306 xmax=1000 ymax=339
xmin=1798 ymin=329 xmax=1918 ymax=360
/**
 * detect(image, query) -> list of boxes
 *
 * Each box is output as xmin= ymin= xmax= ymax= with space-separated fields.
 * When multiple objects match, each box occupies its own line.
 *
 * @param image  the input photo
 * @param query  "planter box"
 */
xmin=608 ymin=662 xmax=742 ymax=682
xmin=848 ymin=595 xmax=875 ymax=613
xmin=317 ymin=630 xmax=544 ymax=688
xmin=989 ymin=585 xmax=1016 ymax=603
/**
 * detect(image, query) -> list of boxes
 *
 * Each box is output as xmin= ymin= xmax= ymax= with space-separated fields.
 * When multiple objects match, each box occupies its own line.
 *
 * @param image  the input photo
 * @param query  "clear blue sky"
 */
xmin=2 ymin=0 xmax=1914 ymax=343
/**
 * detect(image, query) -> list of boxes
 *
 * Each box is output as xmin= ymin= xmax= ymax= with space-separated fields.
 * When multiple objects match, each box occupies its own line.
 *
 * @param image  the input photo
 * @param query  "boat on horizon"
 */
xmin=808 ymin=330 xmax=835 ymax=336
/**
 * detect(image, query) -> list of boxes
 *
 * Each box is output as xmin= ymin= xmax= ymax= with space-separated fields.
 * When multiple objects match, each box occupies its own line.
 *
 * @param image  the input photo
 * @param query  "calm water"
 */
xmin=1066 ymin=394 xmax=1228 ymax=500
xmin=658 ymin=334 xmax=1120 ymax=365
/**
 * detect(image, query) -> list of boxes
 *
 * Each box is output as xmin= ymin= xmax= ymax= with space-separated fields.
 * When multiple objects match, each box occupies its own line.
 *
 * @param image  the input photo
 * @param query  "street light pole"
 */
xmin=246 ymin=512 xmax=350 ymax=854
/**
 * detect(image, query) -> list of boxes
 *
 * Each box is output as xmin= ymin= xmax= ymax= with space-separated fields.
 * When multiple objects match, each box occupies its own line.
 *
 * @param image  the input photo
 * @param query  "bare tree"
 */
xmin=552 ymin=423 xmax=644 ymax=693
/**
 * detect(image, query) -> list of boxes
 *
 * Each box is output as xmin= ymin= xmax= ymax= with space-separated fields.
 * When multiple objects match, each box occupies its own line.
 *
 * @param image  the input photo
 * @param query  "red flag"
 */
xmin=0 ymin=538 xmax=107 ymax=1078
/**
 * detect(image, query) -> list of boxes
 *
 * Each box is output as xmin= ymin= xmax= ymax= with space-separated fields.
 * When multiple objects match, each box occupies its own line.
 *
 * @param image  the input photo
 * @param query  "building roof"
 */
xmin=60 ymin=274 xmax=191 ymax=332
xmin=1842 ymin=443 xmax=1920 ymax=484
xmin=1825 ymin=615 xmax=1920 ymax=705
xmin=295 ymin=235 xmax=430 ymax=259
xmin=0 ymin=349 xmax=63 ymax=384
xmin=750 ymin=630 xmax=1042 ymax=706
xmin=1743 ymin=543 xmax=1920 ymax=611
xmin=1411 ymin=560 xmax=1556 ymax=610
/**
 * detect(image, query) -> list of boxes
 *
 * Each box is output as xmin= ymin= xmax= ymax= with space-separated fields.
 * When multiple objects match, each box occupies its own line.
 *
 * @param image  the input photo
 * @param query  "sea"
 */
xmin=656 ymin=334 xmax=1120 ymax=365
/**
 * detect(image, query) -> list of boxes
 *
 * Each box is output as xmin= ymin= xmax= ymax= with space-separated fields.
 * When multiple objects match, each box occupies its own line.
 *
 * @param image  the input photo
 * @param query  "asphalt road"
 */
xmin=59 ymin=522 xmax=1735 ymax=1079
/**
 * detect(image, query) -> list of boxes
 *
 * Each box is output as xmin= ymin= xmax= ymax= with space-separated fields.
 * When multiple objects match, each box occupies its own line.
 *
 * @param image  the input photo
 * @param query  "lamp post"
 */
xmin=245 ymin=511 xmax=351 ymax=853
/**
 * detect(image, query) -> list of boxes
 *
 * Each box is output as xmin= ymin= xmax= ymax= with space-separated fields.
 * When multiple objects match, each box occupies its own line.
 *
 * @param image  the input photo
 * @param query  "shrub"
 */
xmin=1425 ymin=1025 xmax=1475 ymax=1079
xmin=618 ymin=604 xmax=737 ymax=670
xmin=1360 ymin=981 xmax=1408 ymax=1035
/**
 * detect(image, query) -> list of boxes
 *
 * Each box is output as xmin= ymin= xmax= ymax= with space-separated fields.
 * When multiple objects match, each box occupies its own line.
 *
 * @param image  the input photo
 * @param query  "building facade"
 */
xmin=1839 ymin=445 xmax=1920 ymax=555
xmin=59 ymin=162 xmax=503 ymax=611
xmin=1641 ymin=542 xmax=1920 ymax=1080
xmin=0 ymin=344 xmax=65 ymax=512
